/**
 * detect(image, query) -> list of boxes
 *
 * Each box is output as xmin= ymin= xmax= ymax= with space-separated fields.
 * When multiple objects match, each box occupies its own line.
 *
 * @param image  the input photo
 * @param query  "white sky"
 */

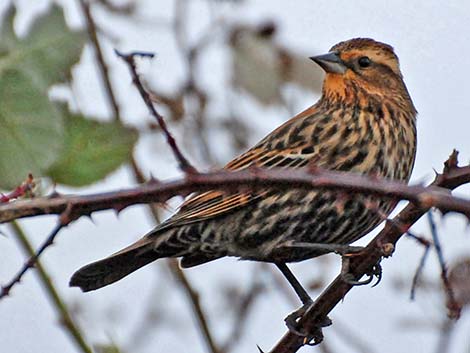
xmin=1 ymin=0 xmax=469 ymax=353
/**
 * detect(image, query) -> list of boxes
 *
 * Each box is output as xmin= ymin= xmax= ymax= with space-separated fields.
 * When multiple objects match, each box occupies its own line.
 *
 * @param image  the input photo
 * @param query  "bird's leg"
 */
xmin=275 ymin=263 xmax=332 ymax=338
xmin=276 ymin=262 xmax=312 ymax=305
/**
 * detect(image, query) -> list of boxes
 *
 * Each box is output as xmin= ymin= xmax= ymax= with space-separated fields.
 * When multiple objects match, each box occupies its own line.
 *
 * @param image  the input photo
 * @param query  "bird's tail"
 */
xmin=69 ymin=235 xmax=171 ymax=292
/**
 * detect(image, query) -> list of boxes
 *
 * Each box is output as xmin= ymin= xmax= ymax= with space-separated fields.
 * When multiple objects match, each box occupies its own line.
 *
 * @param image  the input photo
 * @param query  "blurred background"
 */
xmin=0 ymin=1 xmax=469 ymax=352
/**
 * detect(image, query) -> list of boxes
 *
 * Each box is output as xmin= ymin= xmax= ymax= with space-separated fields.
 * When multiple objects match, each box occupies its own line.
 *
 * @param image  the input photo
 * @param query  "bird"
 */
xmin=70 ymin=38 xmax=417 ymax=322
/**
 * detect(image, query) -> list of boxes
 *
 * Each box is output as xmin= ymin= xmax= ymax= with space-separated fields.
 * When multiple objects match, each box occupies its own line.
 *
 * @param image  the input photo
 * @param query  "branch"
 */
xmin=269 ymin=152 xmax=467 ymax=353
xmin=168 ymin=260 xmax=220 ymax=353
xmin=8 ymin=221 xmax=93 ymax=353
xmin=115 ymin=49 xmax=197 ymax=173
xmin=427 ymin=212 xmax=460 ymax=319
xmin=1 ymin=166 xmax=470 ymax=224
xmin=1 ymin=222 xmax=66 ymax=298
xmin=79 ymin=0 xmax=122 ymax=122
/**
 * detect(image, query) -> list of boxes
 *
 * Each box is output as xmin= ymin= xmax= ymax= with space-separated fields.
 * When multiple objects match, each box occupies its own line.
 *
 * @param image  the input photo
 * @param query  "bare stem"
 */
xmin=115 ymin=49 xmax=197 ymax=173
xmin=7 ymin=221 xmax=92 ymax=353
xmin=168 ymin=259 xmax=220 ymax=353
xmin=1 ymin=223 xmax=64 ymax=298
xmin=427 ymin=211 xmax=460 ymax=319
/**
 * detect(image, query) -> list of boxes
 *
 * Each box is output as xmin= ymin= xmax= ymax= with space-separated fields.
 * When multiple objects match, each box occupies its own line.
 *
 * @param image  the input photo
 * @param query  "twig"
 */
xmin=168 ymin=259 xmax=220 ymax=353
xmin=8 ymin=221 xmax=92 ymax=353
xmin=80 ymin=5 xmax=218 ymax=353
xmin=173 ymin=0 xmax=216 ymax=164
xmin=79 ymin=0 xmax=160 ymax=220
xmin=79 ymin=0 xmax=122 ymax=122
xmin=0 ymin=174 xmax=35 ymax=203
xmin=1 ymin=222 xmax=65 ymax=299
xmin=363 ymin=203 xmax=433 ymax=301
xmin=268 ymin=151 xmax=468 ymax=353
xmin=427 ymin=211 xmax=460 ymax=319
xmin=407 ymin=232 xmax=432 ymax=300
xmin=115 ymin=49 xmax=197 ymax=173
xmin=434 ymin=318 xmax=455 ymax=353
xmin=2 ymin=166 xmax=470 ymax=224
xmin=220 ymin=275 xmax=265 ymax=353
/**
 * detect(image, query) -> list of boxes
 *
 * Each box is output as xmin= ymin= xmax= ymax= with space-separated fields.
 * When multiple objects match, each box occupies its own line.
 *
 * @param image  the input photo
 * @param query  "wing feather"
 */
xmin=160 ymin=106 xmax=319 ymax=228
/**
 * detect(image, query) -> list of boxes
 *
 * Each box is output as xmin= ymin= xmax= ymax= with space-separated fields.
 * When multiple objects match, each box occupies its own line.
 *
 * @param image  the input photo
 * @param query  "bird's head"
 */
xmin=311 ymin=38 xmax=413 ymax=108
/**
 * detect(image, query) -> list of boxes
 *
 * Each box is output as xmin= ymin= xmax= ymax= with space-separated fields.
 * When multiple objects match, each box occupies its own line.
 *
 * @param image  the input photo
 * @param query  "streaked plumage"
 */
xmin=70 ymin=38 xmax=417 ymax=292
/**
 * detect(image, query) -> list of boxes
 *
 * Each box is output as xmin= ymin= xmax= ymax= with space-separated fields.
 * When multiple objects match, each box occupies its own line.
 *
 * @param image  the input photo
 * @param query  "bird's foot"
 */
xmin=284 ymin=302 xmax=331 ymax=345
xmin=341 ymin=256 xmax=383 ymax=286
xmin=284 ymin=299 xmax=313 ymax=336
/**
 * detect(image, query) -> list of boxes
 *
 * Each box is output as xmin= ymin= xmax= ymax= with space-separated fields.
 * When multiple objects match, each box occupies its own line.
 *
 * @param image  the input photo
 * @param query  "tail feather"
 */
xmin=70 ymin=237 xmax=162 ymax=292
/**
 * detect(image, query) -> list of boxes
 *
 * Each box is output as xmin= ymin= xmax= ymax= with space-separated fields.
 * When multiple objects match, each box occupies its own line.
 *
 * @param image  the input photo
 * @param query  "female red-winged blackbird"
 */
xmin=71 ymin=39 xmax=417 ymax=306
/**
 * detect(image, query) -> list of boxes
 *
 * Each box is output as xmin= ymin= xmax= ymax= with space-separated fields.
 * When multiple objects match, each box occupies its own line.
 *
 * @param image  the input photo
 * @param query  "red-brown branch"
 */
xmin=1 ymin=166 xmax=470 ymax=225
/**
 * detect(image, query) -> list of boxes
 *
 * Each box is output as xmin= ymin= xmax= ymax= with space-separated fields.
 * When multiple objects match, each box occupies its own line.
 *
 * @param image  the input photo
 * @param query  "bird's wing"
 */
xmin=158 ymin=107 xmax=319 ymax=229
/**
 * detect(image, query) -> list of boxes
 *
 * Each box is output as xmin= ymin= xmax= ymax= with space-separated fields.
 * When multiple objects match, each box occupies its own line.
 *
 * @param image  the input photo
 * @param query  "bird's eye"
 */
xmin=358 ymin=56 xmax=371 ymax=68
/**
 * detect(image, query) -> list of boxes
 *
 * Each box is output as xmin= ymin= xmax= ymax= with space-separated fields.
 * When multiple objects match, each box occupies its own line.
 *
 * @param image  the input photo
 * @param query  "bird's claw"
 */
xmin=370 ymin=263 xmax=382 ymax=287
xmin=341 ymin=257 xmax=383 ymax=287
xmin=284 ymin=301 xmax=331 ymax=346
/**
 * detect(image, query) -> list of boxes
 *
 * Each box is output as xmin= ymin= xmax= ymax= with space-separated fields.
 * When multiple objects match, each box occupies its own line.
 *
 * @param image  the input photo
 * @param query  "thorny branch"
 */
xmin=1 ymin=165 xmax=470 ymax=224
xmin=268 ymin=151 xmax=468 ymax=353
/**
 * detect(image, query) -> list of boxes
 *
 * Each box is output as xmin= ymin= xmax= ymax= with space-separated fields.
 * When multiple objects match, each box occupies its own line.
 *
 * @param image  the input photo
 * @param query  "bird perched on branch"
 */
xmin=70 ymin=38 xmax=417 ymax=329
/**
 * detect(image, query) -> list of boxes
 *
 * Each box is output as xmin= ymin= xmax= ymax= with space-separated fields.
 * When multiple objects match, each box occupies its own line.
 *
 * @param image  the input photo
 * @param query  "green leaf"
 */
xmin=0 ymin=69 xmax=63 ymax=187
xmin=0 ymin=5 xmax=86 ymax=189
xmin=47 ymin=111 xmax=138 ymax=186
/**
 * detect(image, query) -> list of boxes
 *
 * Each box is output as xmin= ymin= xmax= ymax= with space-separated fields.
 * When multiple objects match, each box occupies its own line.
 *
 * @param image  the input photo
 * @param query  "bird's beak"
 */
xmin=310 ymin=51 xmax=347 ymax=74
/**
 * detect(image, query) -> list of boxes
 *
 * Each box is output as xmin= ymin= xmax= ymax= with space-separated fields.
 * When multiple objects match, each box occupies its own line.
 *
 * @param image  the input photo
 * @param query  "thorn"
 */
xmin=113 ymin=203 xmax=128 ymax=215
xmin=148 ymin=174 xmax=160 ymax=185
xmin=85 ymin=213 xmax=96 ymax=225
xmin=444 ymin=149 xmax=459 ymax=172
xmin=48 ymin=190 xmax=61 ymax=199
